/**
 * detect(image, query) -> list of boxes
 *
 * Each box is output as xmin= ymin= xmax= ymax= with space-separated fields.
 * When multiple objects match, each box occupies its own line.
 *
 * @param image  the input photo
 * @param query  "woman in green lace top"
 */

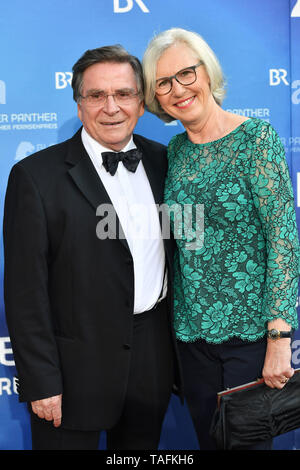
xmin=143 ymin=28 xmax=299 ymax=450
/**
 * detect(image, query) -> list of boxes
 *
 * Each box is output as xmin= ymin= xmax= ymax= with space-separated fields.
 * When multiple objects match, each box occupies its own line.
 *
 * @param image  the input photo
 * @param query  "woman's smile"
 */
xmin=174 ymin=96 xmax=196 ymax=108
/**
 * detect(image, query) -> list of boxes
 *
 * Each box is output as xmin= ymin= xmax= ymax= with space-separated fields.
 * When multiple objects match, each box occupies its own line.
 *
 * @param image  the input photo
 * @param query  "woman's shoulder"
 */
xmin=240 ymin=117 xmax=276 ymax=138
xmin=167 ymin=131 xmax=188 ymax=154
xmin=169 ymin=131 xmax=187 ymax=145
xmin=230 ymin=118 xmax=282 ymax=152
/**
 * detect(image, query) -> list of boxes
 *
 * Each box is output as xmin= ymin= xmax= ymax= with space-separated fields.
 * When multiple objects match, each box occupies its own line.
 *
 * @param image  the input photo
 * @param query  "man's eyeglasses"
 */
xmin=155 ymin=61 xmax=204 ymax=96
xmin=79 ymin=89 xmax=141 ymax=107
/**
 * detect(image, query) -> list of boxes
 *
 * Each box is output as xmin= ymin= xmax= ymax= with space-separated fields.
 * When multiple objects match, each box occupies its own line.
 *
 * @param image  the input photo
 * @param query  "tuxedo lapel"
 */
xmin=133 ymin=135 xmax=164 ymax=207
xmin=66 ymin=129 xmax=130 ymax=251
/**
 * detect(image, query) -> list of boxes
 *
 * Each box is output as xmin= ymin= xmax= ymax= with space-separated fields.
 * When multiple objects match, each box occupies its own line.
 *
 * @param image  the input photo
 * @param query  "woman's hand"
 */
xmin=263 ymin=338 xmax=294 ymax=389
xmin=262 ymin=319 xmax=294 ymax=389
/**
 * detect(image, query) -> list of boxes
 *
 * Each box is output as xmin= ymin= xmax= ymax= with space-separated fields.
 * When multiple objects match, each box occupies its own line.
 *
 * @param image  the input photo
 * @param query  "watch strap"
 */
xmin=267 ymin=329 xmax=292 ymax=340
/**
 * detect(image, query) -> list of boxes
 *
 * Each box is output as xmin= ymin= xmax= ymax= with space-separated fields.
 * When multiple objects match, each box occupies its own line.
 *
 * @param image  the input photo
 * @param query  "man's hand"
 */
xmin=31 ymin=394 xmax=62 ymax=427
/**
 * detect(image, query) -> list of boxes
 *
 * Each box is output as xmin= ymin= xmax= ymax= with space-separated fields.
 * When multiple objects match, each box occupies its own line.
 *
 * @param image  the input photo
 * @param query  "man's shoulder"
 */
xmin=14 ymin=130 xmax=80 ymax=174
xmin=18 ymin=141 xmax=66 ymax=165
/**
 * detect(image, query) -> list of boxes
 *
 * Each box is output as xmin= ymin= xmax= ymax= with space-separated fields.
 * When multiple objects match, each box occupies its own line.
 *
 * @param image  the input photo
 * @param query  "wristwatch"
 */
xmin=267 ymin=329 xmax=293 ymax=340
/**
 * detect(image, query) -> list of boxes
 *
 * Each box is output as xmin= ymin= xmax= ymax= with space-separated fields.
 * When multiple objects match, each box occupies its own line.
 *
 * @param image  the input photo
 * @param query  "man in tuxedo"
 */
xmin=3 ymin=45 xmax=182 ymax=450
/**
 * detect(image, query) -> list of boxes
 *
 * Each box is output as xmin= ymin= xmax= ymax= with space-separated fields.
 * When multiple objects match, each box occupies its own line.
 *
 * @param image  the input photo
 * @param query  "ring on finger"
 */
xmin=280 ymin=377 xmax=288 ymax=384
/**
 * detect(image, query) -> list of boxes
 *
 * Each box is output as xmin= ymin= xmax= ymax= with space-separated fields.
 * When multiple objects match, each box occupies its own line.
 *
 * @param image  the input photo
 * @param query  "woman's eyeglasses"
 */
xmin=155 ymin=61 xmax=204 ymax=96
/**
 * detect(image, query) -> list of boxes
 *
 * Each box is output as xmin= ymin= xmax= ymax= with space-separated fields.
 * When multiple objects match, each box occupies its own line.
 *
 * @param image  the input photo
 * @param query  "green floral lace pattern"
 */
xmin=164 ymin=118 xmax=300 ymax=343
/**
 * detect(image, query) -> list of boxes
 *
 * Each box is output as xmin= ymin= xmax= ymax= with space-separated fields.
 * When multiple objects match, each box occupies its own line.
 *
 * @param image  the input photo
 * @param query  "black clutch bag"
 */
xmin=210 ymin=369 xmax=300 ymax=450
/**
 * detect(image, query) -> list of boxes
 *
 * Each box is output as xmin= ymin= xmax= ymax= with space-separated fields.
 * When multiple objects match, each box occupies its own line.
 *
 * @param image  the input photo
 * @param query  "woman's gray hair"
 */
xmin=143 ymin=28 xmax=226 ymax=122
xmin=72 ymin=44 xmax=144 ymax=103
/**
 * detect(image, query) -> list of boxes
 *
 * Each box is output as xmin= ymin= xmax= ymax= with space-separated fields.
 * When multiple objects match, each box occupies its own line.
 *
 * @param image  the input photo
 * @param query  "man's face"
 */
xmin=77 ymin=61 xmax=144 ymax=151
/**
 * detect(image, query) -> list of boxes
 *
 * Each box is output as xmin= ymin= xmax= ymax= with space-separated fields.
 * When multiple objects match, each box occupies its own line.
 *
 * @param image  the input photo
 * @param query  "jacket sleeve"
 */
xmin=3 ymin=163 xmax=63 ymax=402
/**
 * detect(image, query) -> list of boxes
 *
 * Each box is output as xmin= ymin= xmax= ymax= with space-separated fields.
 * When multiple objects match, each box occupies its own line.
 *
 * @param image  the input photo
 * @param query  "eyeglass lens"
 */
xmin=156 ymin=62 xmax=203 ymax=95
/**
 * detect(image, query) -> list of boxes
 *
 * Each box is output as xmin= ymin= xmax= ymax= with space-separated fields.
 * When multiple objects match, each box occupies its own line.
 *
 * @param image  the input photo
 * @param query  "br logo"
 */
xmin=15 ymin=142 xmax=35 ymax=160
xmin=0 ymin=80 xmax=6 ymax=104
xmin=292 ymin=0 xmax=300 ymax=16
xmin=113 ymin=0 xmax=149 ymax=13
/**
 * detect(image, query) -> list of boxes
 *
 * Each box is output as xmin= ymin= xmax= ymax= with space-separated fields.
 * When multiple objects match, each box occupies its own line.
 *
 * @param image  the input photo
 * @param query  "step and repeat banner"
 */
xmin=0 ymin=0 xmax=300 ymax=450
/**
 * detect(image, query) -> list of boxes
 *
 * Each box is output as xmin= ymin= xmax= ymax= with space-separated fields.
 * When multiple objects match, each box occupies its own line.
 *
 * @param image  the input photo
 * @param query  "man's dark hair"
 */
xmin=72 ymin=45 xmax=144 ymax=102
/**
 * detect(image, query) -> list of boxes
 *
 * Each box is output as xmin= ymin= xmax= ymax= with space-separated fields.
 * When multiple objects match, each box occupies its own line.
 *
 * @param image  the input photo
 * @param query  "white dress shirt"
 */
xmin=81 ymin=128 xmax=167 ymax=313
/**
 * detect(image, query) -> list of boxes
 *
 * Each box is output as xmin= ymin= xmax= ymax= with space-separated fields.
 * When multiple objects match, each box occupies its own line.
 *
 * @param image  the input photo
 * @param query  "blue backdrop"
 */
xmin=1 ymin=0 xmax=300 ymax=450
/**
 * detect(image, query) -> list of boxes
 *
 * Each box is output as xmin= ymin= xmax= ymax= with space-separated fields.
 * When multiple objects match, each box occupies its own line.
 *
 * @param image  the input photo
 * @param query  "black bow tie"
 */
xmin=101 ymin=149 xmax=142 ymax=176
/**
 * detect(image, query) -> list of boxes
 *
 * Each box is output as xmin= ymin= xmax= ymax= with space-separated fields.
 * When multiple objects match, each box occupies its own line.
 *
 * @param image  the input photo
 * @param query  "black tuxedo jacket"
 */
xmin=3 ymin=128 xmax=182 ymax=431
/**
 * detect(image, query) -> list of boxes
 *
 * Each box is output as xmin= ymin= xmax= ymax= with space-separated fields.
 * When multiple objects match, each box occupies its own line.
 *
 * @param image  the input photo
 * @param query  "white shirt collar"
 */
xmin=81 ymin=127 xmax=136 ymax=168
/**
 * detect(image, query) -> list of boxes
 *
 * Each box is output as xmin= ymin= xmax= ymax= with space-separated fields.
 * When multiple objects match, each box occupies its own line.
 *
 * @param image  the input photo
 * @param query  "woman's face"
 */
xmin=155 ymin=43 xmax=213 ymax=126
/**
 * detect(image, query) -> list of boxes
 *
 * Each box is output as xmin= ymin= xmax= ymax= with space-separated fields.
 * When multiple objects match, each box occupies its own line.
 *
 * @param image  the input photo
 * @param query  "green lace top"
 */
xmin=164 ymin=118 xmax=300 ymax=343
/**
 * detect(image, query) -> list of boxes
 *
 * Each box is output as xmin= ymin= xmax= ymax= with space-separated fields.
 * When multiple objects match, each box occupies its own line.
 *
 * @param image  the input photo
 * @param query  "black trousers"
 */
xmin=30 ymin=299 xmax=174 ymax=450
xmin=178 ymin=336 xmax=273 ymax=450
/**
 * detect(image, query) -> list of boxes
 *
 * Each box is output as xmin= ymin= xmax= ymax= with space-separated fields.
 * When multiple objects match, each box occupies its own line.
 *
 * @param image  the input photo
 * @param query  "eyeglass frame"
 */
xmin=155 ymin=60 xmax=204 ymax=96
xmin=78 ymin=89 xmax=142 ymax=107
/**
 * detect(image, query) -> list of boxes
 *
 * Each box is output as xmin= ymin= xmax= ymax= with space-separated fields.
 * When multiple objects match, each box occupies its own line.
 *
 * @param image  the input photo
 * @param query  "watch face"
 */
xmin=268 ymin=329 xmax=279 ymax=339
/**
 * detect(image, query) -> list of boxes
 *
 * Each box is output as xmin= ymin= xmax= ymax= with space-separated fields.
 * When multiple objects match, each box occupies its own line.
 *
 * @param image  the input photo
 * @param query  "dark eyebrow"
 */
xmin=85 ymin=87 xmax=136 ymax=94
xmin=114 ymin=87 xmax=137 ymax=93
xmin=84 ymin=88 xmax=105 ymax=95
